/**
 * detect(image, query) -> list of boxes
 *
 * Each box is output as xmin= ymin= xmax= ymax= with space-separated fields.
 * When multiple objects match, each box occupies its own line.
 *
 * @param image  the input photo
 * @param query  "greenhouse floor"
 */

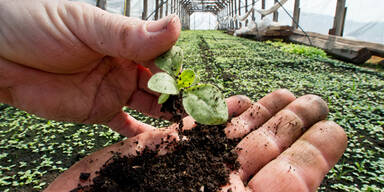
xmin=1 ymin=30 xmax=383 ymax=192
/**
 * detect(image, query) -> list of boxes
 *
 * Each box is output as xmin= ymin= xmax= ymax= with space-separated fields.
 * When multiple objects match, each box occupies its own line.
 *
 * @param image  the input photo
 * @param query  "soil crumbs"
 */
xmin=72 ymin=123 xmax=240 ymax=192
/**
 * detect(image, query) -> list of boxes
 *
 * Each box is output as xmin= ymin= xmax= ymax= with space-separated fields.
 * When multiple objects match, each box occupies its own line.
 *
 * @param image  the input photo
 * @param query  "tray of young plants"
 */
xmin=1 ymin=31 xmax=383 ymax=192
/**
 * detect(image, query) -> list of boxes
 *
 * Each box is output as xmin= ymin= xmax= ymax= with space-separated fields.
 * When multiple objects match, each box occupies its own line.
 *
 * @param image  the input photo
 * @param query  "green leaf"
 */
xmin=158 ymin=93 xmax=170 ymax=104
xmin=183 ymin=84 xmax=228 ymax=125
xmin=192 ymin=72 xmax=200 ymax=86
xmin=171 ymin=46 xmax=183 ymax=72
xmin=148 ymin=72 xmax=179 ymax=94
xmin=177 ymin=69 xmax=196 ymax=89
xmin=155 ymin=46 xmax=183 ymax=77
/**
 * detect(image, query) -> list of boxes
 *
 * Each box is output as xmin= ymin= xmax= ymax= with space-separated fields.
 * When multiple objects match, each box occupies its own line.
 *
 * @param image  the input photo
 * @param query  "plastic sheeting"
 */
xmin=72 ymin=0 xmax=384 ymax=44
xmin=71 ymin=0 xmax=161 ymax=20
xmin=190 ymin=13 xmax=217 ymax=30
xmin=219 ymin=0 xmax=384 ymax=44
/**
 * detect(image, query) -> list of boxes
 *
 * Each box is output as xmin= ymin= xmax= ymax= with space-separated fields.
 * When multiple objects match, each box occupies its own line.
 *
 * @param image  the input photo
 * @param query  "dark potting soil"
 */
xmin=160 ymin=94 xmax=186 ymax=123
xmin=71 ymin=122 xmax=241 ymax=192
xmin=71 ymin=93 xmax=241 ymax=192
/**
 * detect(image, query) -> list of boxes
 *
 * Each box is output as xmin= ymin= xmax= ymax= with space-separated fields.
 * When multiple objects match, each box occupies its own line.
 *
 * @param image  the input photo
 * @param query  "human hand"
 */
xmin=0 ymin=0 xmax=180 ymax=137
xmin=45 ymin=89 xmax=348 ymax=192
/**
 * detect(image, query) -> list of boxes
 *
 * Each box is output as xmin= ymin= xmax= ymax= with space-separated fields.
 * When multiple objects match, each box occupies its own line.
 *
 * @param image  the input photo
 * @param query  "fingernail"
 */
xmin=146 ymin=14 xmax=177 ymax=32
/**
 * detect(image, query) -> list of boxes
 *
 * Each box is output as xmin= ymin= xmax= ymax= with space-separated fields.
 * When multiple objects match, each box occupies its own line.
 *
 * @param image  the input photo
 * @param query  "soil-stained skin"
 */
xmin=71 ymin=123 xmax=241 ymax=192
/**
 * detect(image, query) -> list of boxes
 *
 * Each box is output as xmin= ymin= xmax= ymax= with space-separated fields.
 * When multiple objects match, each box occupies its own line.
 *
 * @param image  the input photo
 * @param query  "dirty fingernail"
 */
xmin=146 ymin=14 xmax=177 ymax=32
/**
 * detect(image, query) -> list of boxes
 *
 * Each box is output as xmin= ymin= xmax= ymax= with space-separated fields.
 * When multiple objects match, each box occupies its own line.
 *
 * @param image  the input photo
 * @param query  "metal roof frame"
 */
xmin=180 ymin=0 xmax=229 ymax=15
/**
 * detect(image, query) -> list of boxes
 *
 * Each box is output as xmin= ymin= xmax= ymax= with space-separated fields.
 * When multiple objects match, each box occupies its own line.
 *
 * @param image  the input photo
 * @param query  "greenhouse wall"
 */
xmin=71 ymin=0 xmax=384 ymax=44
xmin=190 ymin=12 xmax=217 ymax=30
xmin=228 ymin=0 xmax=384 ymax=44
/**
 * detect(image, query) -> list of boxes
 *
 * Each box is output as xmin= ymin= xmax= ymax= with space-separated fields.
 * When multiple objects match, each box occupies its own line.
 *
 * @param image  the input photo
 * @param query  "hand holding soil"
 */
xmin=45 ymin=89 xmax=347 ymax=192
xmin=0 ymin=1 xmax=347 ymax=191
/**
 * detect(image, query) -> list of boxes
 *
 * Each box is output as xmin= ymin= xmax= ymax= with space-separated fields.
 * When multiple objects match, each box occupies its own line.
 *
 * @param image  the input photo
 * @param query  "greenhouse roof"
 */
xmin=181 ymin=0 xmax=228 ymax=14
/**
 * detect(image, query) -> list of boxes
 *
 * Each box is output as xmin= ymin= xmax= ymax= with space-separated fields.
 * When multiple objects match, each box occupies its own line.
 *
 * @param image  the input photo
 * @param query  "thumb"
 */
xmin=107 ymin=111 xmax=156 ymax=138
xmin=62 ymin=1 xmax=181 ymax=61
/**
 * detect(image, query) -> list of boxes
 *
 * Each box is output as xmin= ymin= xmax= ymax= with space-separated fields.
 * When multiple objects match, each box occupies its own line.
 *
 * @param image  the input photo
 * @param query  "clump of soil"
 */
xmin=71 ymin=122 xmax=241 ymax=192
xmin=160 ymin=94 xmax=186 ymax=123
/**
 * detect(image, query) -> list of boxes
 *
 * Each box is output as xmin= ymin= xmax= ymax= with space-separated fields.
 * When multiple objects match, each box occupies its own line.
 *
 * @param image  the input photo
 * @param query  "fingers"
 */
xmin=1 ymin=0 xmax=179 ymax=73
xmin=247 ymin=121 xmax=347 ymax=192
xmin=0 ymin=0 xmax=102 ymax=73
xmin=45 ymin=128 xmax=176 ymax=192
xmin=227 ymin=95 xmax=253 ymax=118
xmin=225 ymin=89 xmax=296 ymax=139
xmin=126 ymin=89 xmax=170 ymax=119
xmin=126 ymin=62 xmax=171 ymax=119
xmin=61 ymin=1 xmax=181 ymax=62
xmin=106 ymin=111 xmax=156 ymax=138
xmin=235 ymin=95 xmax=329 ymax=181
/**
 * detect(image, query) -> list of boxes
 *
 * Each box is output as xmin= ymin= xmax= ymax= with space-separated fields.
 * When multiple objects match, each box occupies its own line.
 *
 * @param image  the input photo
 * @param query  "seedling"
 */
xmin=148 ymin=46 xmax=228 ymax=125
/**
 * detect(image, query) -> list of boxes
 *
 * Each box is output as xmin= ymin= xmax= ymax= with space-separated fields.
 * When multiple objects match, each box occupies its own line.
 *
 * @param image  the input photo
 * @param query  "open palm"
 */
xmin=0 ymin=0 xmax=180 ymax=137
xmin=45 ymin=90 xmax=347 ymax=192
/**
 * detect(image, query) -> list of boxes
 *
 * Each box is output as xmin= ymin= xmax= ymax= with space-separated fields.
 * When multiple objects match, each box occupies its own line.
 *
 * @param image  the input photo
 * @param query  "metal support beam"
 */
xmin=179 ymin=1 xmax=182 ymax=16
xmin=165 ymin=0 xmax=169 ymax=16
xmin=231 ymin=0 xmax=234 ymax=16
xmin=96 ymin=0 xmax=106 ymax=10
xmin=238 ymin=0 xmax=241 ymax=28
xmin=228 ymin=4 xmax=231 ymax=29
xmin=234 ymin=0 xmax=238 ymax=28
xmin=180 ymin=7 xmax=183 ymax=28
xmin=186 ymin=10 xmax=190 ymax=29
xmin=252 ymin=0 xmax=255 ymax=21
xmin=155 ymin=0 xmax=159 ymax=20
xmin=160 ymin=0 xmax=163 ymax=18
xmin=273 ymin=0 xmax=278 ymax=22
xmin=330 ymin=0 xmax=347 ymax=36
xmin=261 ymin=0 xmax=265 ymax=19
xmin=171 ymin=0 xmax=174 ymax=14
xmin=124 ymin=0 xmax=130 ymax=16
xmin=215 ymin=1 xmax=225 ymax=9
xmin=180 ymin=0 xmax=232 ymax=16
xmin=142 ymin=0 xmax=147 ymax=19
xmin=176 ymin=0 xmax=179 ymax=14
xmin=292 ymin=0 xmax=300 ymax=29
xmin=245 ymin=0 xmax=248 ymax=26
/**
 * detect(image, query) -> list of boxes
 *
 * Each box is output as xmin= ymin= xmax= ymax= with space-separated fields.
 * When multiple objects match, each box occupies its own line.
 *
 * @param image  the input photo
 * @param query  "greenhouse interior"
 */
xmin=0 ymin=0 xmax=383 ymax=191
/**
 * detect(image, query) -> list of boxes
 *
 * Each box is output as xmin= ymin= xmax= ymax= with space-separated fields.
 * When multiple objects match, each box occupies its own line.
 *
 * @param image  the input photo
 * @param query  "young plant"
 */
xmin=148 ymin=46 xmax=228 ymax=125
